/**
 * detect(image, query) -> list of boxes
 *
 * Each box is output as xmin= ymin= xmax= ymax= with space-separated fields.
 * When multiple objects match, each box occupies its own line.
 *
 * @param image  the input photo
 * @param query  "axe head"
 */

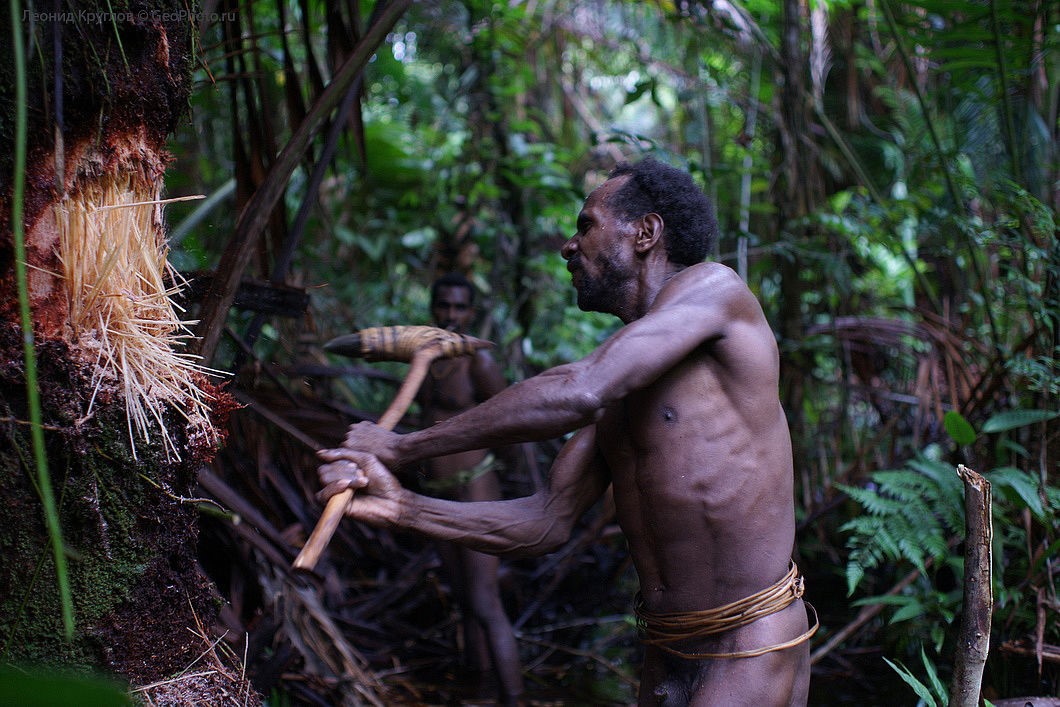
xmin=324 ymin=325 xmax=492 ymax=363
xmin=323 ymin=332 xmax=370 ymax=358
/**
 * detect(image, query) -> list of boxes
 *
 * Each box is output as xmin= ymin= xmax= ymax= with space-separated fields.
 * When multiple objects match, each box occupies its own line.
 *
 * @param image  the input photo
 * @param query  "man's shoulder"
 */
xmin=678 ymin=261 xmax=739 ymax=284
xmin=657 ymin=262 xmax=752 ymax=307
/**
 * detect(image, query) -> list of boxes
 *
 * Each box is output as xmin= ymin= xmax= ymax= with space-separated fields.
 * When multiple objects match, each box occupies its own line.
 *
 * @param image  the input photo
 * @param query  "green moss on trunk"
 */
xmin=0 ymin=325 xmax=221 ymax=685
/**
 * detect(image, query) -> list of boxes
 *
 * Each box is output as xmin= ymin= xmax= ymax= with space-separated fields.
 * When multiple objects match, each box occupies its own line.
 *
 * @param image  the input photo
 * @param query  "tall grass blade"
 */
xmin=9 ymin=0 xmax=75 ymax=639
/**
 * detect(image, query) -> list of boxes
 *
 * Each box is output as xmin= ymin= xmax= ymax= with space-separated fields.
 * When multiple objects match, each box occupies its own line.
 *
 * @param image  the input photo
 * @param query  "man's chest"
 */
xmin=423 ymin=361 xmax=476 ymax=412
xmin=597 ymin=358 xmax=720 ymax=452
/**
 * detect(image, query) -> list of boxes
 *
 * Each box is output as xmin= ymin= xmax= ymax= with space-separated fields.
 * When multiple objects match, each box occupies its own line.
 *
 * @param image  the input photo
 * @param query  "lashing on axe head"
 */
xmin=324 ymin=325 xmax=492 ymax=363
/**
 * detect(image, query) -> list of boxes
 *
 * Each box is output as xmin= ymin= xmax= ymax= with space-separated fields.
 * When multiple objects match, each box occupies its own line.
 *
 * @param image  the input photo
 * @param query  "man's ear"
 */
xmin=634 ymin=212 xmax=664 ymax=254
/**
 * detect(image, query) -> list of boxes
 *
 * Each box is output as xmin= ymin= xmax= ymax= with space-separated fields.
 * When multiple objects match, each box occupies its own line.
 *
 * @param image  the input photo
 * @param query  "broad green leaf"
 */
xmin=400 ymin=226 xmax=435 ymax=248
xmin=938 ymin=59 xmax=1002 ymax=72
xmin=920 ymin=648 xmax=948 ymax=704
xmin=981 ymin=409 xmax=1059 ymax=434
xmin=943 ymin=411 xmax=976 ymax=445
xmin=851 ymin=594 xmax=909 ymax=608
xmin=845 ymin=560 xmax=864 ymax=596
xmin=890 ymin=600 xmax=927 ymax=624
xmin=0 ymin=668 xmax=132 ymax=706
xmin=988 ymin=466 xmax=1045 ymax=519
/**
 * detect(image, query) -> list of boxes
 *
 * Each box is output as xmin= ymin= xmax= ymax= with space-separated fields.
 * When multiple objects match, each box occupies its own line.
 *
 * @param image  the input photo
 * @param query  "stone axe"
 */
xmin=292 ymin=325 xmax=493 ymax=571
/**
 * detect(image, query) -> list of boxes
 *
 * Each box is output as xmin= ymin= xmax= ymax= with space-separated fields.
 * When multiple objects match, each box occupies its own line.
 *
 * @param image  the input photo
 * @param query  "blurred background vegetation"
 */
xmin=11 ymin=0 xmax=1055 ymax=703
xmin=158 ymin=0 xmax=1057 ymax=703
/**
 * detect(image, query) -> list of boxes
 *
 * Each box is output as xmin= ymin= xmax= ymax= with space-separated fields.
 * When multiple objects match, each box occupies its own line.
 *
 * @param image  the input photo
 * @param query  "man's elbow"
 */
xmin=562 ymin=383 xmax=607 ymax=426
xmin=541 ymin=365 xmax=607 ymax=423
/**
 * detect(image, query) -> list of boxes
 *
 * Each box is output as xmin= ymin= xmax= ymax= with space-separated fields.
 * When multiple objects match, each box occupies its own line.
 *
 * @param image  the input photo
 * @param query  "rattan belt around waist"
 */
xmin=634 ymin=561 xmax=819 ymax=660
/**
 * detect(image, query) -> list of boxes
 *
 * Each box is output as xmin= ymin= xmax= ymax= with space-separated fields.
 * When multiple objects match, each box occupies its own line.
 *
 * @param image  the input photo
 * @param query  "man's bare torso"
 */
xmin=423 ymin=356 xmax=476 ymax=421
xmin=599 ymin=318 xmax=796 ymax=613
xmin=594 ymin=264 xmax=809 ymax=704
xmin=421 ymin=353 xmax=494 ymax=495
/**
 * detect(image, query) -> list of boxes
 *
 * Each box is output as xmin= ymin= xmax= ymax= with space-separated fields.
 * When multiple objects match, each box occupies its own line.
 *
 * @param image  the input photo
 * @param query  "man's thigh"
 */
xmin=688 ymin=644 xmax=809 ymax=707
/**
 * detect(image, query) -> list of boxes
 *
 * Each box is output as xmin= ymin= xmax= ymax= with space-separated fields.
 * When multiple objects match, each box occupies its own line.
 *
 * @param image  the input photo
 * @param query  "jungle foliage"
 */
xmin=155 ymin=0 xmax=1059 ymax=702
xmin=14 ymin=0 xmax=1055 ymax=703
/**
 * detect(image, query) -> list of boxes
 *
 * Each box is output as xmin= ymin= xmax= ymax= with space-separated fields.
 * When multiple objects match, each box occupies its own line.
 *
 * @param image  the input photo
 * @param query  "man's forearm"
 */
xmin=402 ymin=491 xmax=567 ymax=557
xmin=397 ymin=367 xmax=600 ymax=462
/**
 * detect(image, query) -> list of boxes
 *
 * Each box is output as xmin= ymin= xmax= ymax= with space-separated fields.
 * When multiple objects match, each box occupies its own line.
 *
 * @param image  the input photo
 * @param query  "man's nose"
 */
xmin=560 ymin=235 xmax=577 ymax=259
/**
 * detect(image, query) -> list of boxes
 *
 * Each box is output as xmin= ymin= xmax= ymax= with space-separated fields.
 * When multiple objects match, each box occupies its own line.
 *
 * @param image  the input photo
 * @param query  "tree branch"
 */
xmin=191 ymin=0 xmax=413 ymax=364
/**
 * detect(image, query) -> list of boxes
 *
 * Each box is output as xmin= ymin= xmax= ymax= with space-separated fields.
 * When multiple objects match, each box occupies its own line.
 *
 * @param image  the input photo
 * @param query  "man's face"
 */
xmin=560 ymin=177 xmax=637 ymax=315
xmin=431 ymin=285 xmax=473 ymax=332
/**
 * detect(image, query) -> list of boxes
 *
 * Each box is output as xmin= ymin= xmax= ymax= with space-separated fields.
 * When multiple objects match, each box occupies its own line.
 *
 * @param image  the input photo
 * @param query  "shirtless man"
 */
xmin=416 ymin=272 xmax=523 ymax=703
xmin=318 ymin=158 xmax=814 ymax=705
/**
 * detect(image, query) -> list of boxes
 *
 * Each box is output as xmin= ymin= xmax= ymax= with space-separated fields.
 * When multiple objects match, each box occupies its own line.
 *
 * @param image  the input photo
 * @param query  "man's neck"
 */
xmin=624 ymin=259 xmax=686 ymax=323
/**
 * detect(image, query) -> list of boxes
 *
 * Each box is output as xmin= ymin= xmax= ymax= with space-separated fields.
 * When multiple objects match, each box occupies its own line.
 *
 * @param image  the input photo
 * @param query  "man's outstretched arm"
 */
xmin=342 ymin=264 xmax=754 ymax=467
xmin=341 ymin=361 xmax=604 ymax=468
xmin=318 ymin=426 xmax=609 ymax=557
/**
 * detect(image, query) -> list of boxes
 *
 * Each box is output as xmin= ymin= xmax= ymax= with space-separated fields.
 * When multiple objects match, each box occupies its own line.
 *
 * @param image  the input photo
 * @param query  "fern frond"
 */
xmin=840 ymin=457 xmax=967 ymax=594
xmin=846 ymin=561 xmax=865 ymax=597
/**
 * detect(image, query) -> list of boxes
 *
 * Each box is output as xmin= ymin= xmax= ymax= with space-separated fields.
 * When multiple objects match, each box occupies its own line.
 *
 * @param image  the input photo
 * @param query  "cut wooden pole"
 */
xmin=292 ymin=345 xmax=438 ymax=572
xmin=949 ymin=464 xmax=992 ymax=707
xmin=291 ymin=326 xmax=492 ymax=572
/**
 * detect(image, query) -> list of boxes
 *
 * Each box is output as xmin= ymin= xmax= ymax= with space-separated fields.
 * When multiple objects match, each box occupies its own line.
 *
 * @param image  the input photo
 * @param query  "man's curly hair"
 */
xmin=607 ymin=158 xmax=718 ymax=265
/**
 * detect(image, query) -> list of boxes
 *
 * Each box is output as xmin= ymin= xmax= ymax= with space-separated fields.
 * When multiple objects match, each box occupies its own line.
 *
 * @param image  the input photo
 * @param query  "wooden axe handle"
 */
xmin=292 ymin=345 xmax=440 ymax=572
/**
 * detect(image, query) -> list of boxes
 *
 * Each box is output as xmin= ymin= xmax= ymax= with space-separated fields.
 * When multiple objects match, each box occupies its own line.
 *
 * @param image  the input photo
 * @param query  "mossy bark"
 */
xmin=0 ymin=1 xmax=249 ymax=698
xmin=0 ymin=329 xmax=224 ymax=682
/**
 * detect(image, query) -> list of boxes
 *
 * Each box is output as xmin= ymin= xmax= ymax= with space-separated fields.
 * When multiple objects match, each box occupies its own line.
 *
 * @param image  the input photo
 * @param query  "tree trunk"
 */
xmin=0 ymin=3 xmax=251 ymax=701
xmin=774 ymin=0 xmax=823 ymax=460
xmin=950 ymin=465 xmax=993 ymax=707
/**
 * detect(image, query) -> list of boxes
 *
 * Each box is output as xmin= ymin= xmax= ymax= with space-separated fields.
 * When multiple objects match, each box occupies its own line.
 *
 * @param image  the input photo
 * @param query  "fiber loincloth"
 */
xmin=635 ymin=561 xmax=819 ymax=659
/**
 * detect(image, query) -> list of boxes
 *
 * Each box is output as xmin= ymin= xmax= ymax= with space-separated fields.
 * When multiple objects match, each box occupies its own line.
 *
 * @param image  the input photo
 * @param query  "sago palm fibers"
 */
xmin=55 ymin=174 xmax=216 ymax=461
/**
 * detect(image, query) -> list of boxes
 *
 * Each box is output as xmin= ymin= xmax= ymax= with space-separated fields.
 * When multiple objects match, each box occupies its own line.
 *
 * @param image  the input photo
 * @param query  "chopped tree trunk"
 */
xmin=0 ymin=4 xmax=252 ymax=702
xmin=949 ymin=464 xmax=993 ymax=707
